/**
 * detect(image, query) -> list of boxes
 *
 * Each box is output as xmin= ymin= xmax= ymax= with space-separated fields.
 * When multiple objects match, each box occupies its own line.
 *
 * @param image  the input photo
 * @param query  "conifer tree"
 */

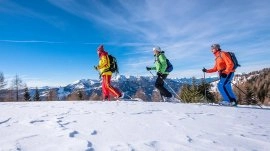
xmin=197 ymin=78 xmax=215 ymax=103
xmin=33 ymin=87 xmax=40 ymax=101
xmin=180 ymin=78 xmax=204 ymax=103
xmin=78 ymin=90 xmax=84 ymax=100
xmin=0 ymin=72 xmax=7 ymax=101
xmin=244 ymin=85 xmax=255 ymax=105
xmin=24 ymin=86 xmax=31 ymax=101
xmin=0 ymin=72 xmax=6 ymax=89
xmin=180 ymin=84 xmax=190 ymax=102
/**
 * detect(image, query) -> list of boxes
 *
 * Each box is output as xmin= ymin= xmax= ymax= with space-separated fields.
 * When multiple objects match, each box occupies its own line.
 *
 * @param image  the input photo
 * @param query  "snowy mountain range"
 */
xmin=29 ymin=75 xmax=218 ymax=101
xmin=1 ymin=68 xmax=269 ymax=102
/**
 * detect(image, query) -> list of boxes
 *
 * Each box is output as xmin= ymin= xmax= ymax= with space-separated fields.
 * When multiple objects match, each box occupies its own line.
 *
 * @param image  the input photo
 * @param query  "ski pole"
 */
xmin=230 ymin=82 xmax=263 ymax=108
xmin=94 ymin=66 xmax=102 ymax=80
xmin=149 ymin=71 xmax=182 ymax=103
xmin=203 ymin=69 xmax=207 ymax=103
xmin=162 ymin=78 xmax=181 ymax=101
xmin=116 ymin=87 xmax=134 ymax=100
xmin=149 ymin=70 xmax=155 ymax=77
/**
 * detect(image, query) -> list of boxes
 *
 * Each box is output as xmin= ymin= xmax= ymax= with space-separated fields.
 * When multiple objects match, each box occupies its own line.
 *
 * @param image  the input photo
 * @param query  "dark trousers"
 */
xmin=155 ymin=74 xmax=172 ymax=98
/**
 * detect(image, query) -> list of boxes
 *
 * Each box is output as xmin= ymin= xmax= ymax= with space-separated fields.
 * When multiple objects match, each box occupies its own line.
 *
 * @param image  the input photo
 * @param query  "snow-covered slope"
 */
xmin=0 ymin=101 xmax=269 ymax=151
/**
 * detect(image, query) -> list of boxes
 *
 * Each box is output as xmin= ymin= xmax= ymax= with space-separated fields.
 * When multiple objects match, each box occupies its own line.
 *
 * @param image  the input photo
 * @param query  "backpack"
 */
xmin=156 ymin=52 xmax=173 ymax=73
xmin=165 ymin=59 xmax=173 ymax=72
xmin=107 ymin=54 xmax=119 ymax=74
xmin=220 ymin=51 xmax=241 ymax=70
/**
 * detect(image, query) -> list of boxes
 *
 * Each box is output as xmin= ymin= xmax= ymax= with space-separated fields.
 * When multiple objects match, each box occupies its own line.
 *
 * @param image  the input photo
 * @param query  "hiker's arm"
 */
xmin=206 ymin=64 xmax=218 ymax=73
xmin=97 ymin=55 xmax=109 ymax=69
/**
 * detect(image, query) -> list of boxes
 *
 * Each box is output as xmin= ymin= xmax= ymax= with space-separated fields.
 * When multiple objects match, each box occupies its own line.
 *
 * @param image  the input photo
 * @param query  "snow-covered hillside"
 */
xmin=0 ymin=101 xmax=269 ymax=151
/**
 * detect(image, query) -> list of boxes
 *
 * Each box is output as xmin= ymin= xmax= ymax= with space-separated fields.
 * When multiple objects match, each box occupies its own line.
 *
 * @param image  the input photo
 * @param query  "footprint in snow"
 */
xmin=16 ymin=142 xmax=22 ymax=151
xmin=145 ymin=141 xmax=159 ymax=148
xmin=87 ymin=141 xmax=92 ymax=147
xmin=69 ymin=131 xmax=79 ymax=138
xmin=165 ymin=121 xmax=175 ymax=127
xmin=0 ymin=118 xmax=12 ymax=125
xmin=186 ymin=136 xmax=193 ymax=143
xmin=29 ymin=120 xmax=45 ymax=124
xmin=85 ymin=141 xmax=95 ymax=151
xmin=178 ymin=118 xmax=186 ymax=120
xmin=57 ymin=117 xmax=64 ymax=120
xmin=91 ymin=130 xmax=97 ymax=135
xmin=131 ymin=111 xmax=153 ymax=115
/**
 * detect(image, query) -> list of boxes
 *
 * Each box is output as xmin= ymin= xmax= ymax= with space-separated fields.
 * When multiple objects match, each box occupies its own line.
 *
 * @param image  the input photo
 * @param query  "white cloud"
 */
xmin=0 ymin=0 xmax=68 ymax=29
xmin=1 ymin=0 xmax=269 ymax=84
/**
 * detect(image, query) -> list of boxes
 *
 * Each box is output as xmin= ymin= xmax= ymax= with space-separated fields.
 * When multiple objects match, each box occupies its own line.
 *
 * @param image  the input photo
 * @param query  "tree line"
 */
xmin=0 ymin=73 xmax=40 ymax=101
xmin=175 ymin=68 xmax=269 ymax=105
xmin=0 ymin=73 xmax=89 ymax=101
xmin=0 ymin=68 xmax=269 ymax=105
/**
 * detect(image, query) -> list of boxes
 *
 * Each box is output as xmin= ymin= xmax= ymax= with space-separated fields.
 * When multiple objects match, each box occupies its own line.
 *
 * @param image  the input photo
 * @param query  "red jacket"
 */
xmin=207 ymin=50 xmax=235 ymax=74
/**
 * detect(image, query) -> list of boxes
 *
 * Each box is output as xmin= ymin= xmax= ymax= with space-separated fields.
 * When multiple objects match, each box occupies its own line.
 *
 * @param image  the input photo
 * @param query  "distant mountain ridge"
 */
xmin=1 ymin=68 xmax=269 ymax=103
xmin=27 ymin=75 xmax=218 ymax=101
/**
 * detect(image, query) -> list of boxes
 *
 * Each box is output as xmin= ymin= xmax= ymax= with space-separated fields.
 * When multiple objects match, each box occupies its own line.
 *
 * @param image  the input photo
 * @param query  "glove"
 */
xmin=220 ymin=73 xmax=227 ymax=78
xmin=202 ymin=68 xmax=207 ymax=72
xmin=146 ymin=67 xmax=152 ymax=71
xmin=157 ymin=72 xmax=162 ymax=77
xmin=94 ymin=66 xmax=98 ymax=70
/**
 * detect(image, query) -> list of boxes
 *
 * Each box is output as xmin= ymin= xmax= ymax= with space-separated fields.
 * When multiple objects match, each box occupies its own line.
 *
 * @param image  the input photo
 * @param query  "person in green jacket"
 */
xmin=146 ymin=46 xmax=172 ymax=100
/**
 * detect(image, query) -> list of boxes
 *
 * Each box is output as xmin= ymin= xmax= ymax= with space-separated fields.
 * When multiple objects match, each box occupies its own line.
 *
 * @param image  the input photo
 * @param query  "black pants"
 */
xmin=155 ymin=74 xmax=172 ymax=98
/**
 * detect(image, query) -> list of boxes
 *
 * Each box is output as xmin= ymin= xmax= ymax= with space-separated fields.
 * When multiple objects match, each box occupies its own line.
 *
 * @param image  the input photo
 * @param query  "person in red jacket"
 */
xmin=95 ymin=45 xmax=122 ymax=101
xmin=202 ymin=44 xmax=237 ymax=106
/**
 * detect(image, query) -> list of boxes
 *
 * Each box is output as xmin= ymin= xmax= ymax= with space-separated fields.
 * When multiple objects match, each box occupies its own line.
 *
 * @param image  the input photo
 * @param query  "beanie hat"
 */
xmin=153 ymin=46 xmax=161 ymax=52
xmin=97 ymin=45 xmax=104 ymax=52
xmin=211 ymin=44 xmax=221 ymax=50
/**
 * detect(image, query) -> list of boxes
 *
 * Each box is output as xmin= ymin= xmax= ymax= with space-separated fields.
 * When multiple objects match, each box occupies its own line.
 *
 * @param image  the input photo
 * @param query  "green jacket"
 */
xmin=151 ymin=52 xmax=169 ymax=74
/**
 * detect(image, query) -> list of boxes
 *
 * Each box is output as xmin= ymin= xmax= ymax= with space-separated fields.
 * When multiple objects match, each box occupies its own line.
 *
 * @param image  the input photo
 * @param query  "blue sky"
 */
xmin=1 ymin=0 xmax=270 ymax=87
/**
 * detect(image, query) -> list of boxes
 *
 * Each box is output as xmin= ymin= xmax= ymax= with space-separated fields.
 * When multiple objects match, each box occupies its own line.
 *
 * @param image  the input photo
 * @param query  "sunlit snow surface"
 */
xmin=0 ymin=101 xmax=269 ymax=151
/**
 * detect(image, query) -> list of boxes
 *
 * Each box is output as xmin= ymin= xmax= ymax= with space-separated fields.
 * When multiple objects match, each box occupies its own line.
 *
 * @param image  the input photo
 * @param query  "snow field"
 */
xmin=0 ymin=101 xmax=270 ymax=151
